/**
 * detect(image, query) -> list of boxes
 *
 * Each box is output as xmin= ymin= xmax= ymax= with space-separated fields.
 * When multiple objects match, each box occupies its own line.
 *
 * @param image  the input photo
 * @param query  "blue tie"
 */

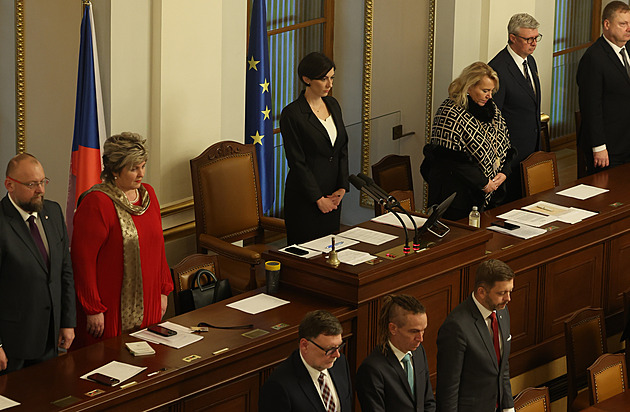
xmin=402 ymin=353 xmax=415 ymax=396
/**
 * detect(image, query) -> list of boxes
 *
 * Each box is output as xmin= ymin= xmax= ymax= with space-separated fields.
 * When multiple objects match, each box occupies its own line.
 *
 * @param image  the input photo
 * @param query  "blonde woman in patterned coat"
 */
xmin=421 ymin=62 xmax=516 ymax=220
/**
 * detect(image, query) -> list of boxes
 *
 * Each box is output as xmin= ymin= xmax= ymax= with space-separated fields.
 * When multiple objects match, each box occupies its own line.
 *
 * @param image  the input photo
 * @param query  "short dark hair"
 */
xmin=475 ymin=259 xmax=515 ymax=290
xmin=298 ymin=310 xmax=343 ymax=340
xmin=377 ymin=294 xmax=426 ymax=347
xmin=602 ymin=1 xmax=630 ymax=26
xmin=297 ymin=52 xmax=335 ymax=86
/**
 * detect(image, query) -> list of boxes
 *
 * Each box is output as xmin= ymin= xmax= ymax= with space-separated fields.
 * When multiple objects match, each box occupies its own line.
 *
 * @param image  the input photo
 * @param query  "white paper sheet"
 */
xmin=496 ymin=209 xmax=557 ymax=227
xmin=299 ymin=235 xmax=358 ymax=253
xmin=226 ymin=293 xmax=290 ymax=315
xmin=557 ymin=184 xmax=609 ymax=200
xmin=130 ymin=321 xmax=203 ymax=349
xmin=554 ymin=207 xmax=599 ymax=224
xmin=80 ymin=360 xmax=147 ymax=385
xmin=337 ymin=227 xmax=398 ymax=245
xmin=487 ymin=224 xmax=547 ymax=239
xmin=0 ymin=395 xmax=20 ymax=410
xmin=371 ymin=212 xmax=427 ymax=229
xmin=522 ymin=201 xmax=570 ymax=216
xmin=336 ymin=249 xmax=377 ymax=266
xmin=279 ymin=244 xmax=321 ymax=258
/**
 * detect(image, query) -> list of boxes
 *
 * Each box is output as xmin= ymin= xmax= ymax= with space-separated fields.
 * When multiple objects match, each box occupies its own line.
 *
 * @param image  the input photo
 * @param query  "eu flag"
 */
xmin=245 ymin=0 xmax=274 ymax=214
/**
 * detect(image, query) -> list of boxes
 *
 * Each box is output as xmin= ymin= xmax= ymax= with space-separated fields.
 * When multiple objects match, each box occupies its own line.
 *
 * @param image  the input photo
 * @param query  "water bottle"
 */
xmin=469 ymin=206 xmax=480 ymax=228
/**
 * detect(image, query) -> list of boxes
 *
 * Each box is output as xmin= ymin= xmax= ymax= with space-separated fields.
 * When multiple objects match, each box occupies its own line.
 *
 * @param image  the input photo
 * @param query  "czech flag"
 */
xmin=67 ymin=1 xmax=106 ymax=234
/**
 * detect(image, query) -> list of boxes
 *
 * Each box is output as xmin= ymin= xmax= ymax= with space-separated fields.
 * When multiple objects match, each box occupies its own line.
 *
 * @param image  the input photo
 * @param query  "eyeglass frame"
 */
xmin=307 ymin=339 xmax=346 ymax=356
xmin=514 ymin=33 xmax=543 ymax=44
xmin=6 ymin=176 xmax=50 ymax=190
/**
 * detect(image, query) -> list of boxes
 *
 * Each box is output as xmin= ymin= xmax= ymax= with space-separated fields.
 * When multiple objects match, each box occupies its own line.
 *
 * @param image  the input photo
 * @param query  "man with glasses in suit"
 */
xmin=259 ymin=310 xmax=352 ymax=412
xmin=490 ymin=13 xmax=542 ymax=203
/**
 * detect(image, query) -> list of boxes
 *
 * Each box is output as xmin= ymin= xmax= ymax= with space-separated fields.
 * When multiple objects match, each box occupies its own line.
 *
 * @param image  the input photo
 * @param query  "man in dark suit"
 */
xmin=436 ymin=259 xmax=515 ymax=412
xmin=577 ymin=1 xmax=630 ymax=175
xmin=0 ymin=153 xmax=75 ymax=375
xmin=356 ymin=294 xmax=436 ymax=412
xmin=259 ymin=310 xmax=352 ymax=412
xmin=489 ymin=13 xmax=542 ymax=203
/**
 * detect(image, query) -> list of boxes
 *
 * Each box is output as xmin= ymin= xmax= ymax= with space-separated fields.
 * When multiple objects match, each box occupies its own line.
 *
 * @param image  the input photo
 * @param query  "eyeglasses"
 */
xmin=515 ymin=34 xmax=543 ymax=44
xmin=308 ymin=339 xmax=346 ymax=356
xmin=7 ymin=176 xmax=50 ymax=190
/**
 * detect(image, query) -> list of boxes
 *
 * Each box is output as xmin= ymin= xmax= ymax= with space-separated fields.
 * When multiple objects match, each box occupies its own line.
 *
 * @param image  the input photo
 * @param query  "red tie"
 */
xmin=490 ymin=312 xmax=501 ymax=364
xmin=318 ymin=372 xmax=337 ymax=412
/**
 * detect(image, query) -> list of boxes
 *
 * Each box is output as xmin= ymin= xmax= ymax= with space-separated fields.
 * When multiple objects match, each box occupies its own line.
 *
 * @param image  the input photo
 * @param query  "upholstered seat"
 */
xmin=520 ymin=151 xmax=559 ymax=197
xmin=514 ymin=386 xmax=550 ymax=412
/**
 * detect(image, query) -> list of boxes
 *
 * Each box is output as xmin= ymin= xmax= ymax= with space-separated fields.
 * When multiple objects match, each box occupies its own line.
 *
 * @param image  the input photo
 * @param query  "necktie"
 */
xmin=318 ymin=372 xmax=337 ymax=412
xmin=523 ymin=60 xmax=534 ymax=92
xmin=27 ymin=215 xmax=49 ymax=268
xmin=490 ymin=312 xmax=501 ymax=365
xmin=620 ymin=48 xmax=630 ymax=78
xmin=402 ymin=353 xmax=415 ymax=396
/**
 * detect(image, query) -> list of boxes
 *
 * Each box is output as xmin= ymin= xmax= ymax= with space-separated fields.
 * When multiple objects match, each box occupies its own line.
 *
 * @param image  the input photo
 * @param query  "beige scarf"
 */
xmin=84 ymin=182 xmax=150 ymax=331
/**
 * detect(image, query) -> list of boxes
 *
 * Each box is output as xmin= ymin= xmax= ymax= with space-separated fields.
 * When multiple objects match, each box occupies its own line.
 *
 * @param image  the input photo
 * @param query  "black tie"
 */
xmin=28 ymin=215 xmax=49 ymax=268
xmin=523 ymin=60 xmax=534 ymax=92
xmin=620 ymin=48 xmax=630 ymax=78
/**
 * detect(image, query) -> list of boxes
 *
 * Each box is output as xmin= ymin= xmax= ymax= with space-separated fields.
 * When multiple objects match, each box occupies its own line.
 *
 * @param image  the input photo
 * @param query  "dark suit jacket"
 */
xmin=259 ymin=349 xmax=353 ymax=412
xmin=577 ymin=36 xmax=630 ymax=170
xmin=280 ymin=91 xmax=349 ymax=244
xmin=357 ymin=344 xmax=436 ymax=412
xmin=436 ymin=296 xmax=513 ymax=412
xmin=0 ymin=195 xmax=75 ymax=360
xmin=490 ymin=46 xmax=541 ymax=202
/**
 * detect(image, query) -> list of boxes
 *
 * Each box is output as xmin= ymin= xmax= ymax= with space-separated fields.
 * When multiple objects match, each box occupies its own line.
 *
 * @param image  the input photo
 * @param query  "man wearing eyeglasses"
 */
xmin=356 ymin=294 xmax=435 ymax=412
xmin=259 ymin=310 xmax=352 ymax=412
xmin=489 ymin=13 xmax=542 ymax=204
xmin=0 ymin=153 xmax=75 ymax=375
xmin=577 ymin=1 xmax=630 ymax=175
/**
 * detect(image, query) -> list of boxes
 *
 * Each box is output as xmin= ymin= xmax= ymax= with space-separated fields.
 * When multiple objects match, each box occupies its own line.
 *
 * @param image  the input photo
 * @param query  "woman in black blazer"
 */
xmin=280 ymin=52 xmax=349 ymax=245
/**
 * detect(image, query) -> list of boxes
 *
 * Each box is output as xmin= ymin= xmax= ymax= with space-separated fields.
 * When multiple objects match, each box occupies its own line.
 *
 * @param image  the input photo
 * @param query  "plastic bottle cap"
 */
xmin=472 ymin=206 xmax=478 ymax=211
xmin=265 ymin=261 xmax=281 ymax=271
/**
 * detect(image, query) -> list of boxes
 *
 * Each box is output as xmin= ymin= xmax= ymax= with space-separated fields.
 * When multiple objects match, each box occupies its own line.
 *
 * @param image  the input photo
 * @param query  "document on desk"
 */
xmin=80 ymin=360 xmax=146 ymax=385
xmin=130 ymin=321 xmax=203 ymax=349
xmin=522 ymin=201 xmax=570 ymax=216
xmin=338 ymin=227 xmax=398 ymax=245
xmin=496 ymin=209 xmax=556 ymax=227
xmin=299 ymin=235 xmax=358 ymax=253
xmin=557 ymin=184 xmax=609 ymax=200
xmin=371 ymin=212 xmax=427 ymax=229
xmin=487 ymin=224 xmax=547 ymax=239
xmin=227 ymin=293 xmax=289 ymax=315
xmin=0 ymin=395 xmax=20 ymax=410
xmin=336 ymin=249 xmax=377 ymax=265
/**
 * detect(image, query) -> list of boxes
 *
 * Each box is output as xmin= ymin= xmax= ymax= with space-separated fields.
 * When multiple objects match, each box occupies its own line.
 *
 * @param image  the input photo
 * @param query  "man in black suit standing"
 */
xmin=436 ymin=260 xmax=515 ymax=412
xmin=259 ymin=310 xmax=352 ymax=412
xmin=356 ymin=294 xmax=436 ymax=412
xmin=489 ymin=13 xmax=542 ymax=203
xmin=577 ymin=1 xmax=630 ymax=175
xmin=0 ymin=153 xmax=75 ymax=375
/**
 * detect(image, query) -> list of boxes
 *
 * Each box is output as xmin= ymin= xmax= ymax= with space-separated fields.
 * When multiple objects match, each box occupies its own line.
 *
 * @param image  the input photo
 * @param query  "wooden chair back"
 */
xmin=170 ymin=254 xmax=221 ymax=315
xmin=520 ymin=151 xmax=559 ymax=197
xmin=376 ymin=189 xmax=415 ymax=215
xmin=371 ymin=154 xmax=414 ymax=216
xmin=587 ymin=353 xmax=627 ymax=405
xmin=514 ymin=386 xmax=550 ymax=412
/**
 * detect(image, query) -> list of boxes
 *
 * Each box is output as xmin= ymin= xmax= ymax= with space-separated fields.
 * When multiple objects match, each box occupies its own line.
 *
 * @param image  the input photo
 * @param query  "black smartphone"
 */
xmin=491 ymin=221 xmax=520 ymax=230
xmin=284 ymin=246 xmax=310 ymax=256
xmin=147 ymin=325 xmax=177 ymax=337
xmin=88 ymin=373 xmax=120 ymax=386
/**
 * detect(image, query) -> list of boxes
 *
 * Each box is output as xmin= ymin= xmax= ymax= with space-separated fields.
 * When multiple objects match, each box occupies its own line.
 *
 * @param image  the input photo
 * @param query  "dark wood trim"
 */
xmin=267 ymin=17 xmax=327 ymax=36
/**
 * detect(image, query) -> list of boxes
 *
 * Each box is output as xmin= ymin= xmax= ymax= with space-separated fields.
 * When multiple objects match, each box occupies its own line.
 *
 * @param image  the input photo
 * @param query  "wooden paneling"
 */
xmin=183 ymin=375 xmax=258 ymax=412
xmin=509 ymin=268 xmax=538 ymax=353
xmin=609 ymin=232 xmax=630 ymax=313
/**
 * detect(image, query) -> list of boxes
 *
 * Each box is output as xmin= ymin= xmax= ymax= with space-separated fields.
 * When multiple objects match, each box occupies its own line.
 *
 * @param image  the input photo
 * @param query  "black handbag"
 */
xmin=178 ymin=269 xmax=232 ymax=313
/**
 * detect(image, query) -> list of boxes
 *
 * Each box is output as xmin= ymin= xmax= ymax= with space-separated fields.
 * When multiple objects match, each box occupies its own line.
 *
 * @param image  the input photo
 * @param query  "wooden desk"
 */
xmin=580 ymin=390 xmax=630 ymax=411
xmin=0 ymin=289 xmax=354 ymax=411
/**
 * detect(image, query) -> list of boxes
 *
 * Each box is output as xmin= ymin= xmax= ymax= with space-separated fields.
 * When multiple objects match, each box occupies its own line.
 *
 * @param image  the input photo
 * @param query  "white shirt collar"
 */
xmin=603 ymin=34 xmax=625 ymax=55
xmin=472 ymin=291 xmax=494 ymax=320
xmin=300 ymin=349 xmax=331 ymax=381
xmin=507 ymin=43 xmax=529 ymax=70
xmin=8 ymin=193 xmax=38 ymax=223
xmin=388 ymin=340 xmax=411 ymax=362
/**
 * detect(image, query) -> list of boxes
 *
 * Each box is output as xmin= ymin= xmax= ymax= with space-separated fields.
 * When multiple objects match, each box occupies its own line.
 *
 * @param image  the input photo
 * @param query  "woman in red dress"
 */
xmin=71 ymin=132 xmax=173 ymax=347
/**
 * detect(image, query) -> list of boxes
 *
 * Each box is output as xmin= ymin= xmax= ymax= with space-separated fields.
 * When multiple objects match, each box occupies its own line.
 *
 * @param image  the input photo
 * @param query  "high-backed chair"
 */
xmin=587 ymin=353 xmax=627 ymax=405
xmin=520 ymin=151 xmax=559 ymax=197
xmin=171 ymin=254 xmax=222 ymax=315
xmin=376 ymin=189 xmax=415 ymax=216
xmin=514 ymin=386 xmax=550 ymax=412
xmin=564 ymin=307 xmax=608 ymax=412
xmin=190 ymin=141 xmax=285 ymax=294
xmin=371 ymin=154 xmax=414 ymax=216
xmin=624 ymin=288 xmax=630 ymax=367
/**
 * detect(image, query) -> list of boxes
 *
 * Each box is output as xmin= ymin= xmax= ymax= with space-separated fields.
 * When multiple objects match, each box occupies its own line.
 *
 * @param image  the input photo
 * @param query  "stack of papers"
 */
xmin=557 ymin=184 xmax=609 ymax=200
xmin=336 ymin=249 xmax=377 ymax=265
xmin=487 ymin=224 xmax=547 ymax=239
xmin=299 ymin=236 xmax=358 ymax=253
xmin=337 ymin=227 xmax=397 ymax=245
xmin=126 ymin=341 xmax=155 ymax=356
xmin=80 ymin=361 xmax=146 ymax=385
xmin=130 ymin=322 xmax=203 ymax=349
xmin=226 ymin=293 xmax=290 ymax=315
xmin=522 ymin=201 xmax=597 ymax=224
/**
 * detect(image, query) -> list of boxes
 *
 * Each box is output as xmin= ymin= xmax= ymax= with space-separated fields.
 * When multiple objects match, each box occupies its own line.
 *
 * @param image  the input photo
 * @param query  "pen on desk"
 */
xmin=147 ymin=371 xmax=159 ymax=377
xmin=120 ymin=381 xmax=137 ymax=389
xmin=537 ymin=205 xmax=553 ymax=212
xmin=213 ymin=347 xmax=229 ymax=355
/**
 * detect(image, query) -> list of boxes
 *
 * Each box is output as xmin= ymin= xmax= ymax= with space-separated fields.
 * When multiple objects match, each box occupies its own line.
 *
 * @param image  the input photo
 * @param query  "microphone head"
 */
xmin=349 ymin=174 xmax=365 ymax=190
xmin=357 ymin=172 xmax=375 ymax=185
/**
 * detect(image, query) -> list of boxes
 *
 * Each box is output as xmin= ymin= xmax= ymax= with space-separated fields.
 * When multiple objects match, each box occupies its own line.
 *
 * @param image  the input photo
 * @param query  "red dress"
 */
xmin=71 ymin=184 xmax=173 ymax=347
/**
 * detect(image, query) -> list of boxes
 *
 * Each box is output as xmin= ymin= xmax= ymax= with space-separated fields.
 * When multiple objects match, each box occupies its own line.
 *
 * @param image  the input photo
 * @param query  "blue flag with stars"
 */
xmin=245 ymin=0 xmax=274 ymax=214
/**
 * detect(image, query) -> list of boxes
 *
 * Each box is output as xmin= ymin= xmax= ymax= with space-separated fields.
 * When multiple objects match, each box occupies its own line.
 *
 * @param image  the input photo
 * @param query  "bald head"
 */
xmin=5 ymin=153 xmax=46 ymax=213
xmin=6 ymin=153 xmax=41 ymax=178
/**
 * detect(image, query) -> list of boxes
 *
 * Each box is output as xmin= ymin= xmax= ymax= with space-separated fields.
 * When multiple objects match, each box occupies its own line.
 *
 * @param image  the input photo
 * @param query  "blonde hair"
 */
xmin=448 ymin=62 xmax=499 ymax=109
xmin=101 ymin=132 xmax=148 ymax=183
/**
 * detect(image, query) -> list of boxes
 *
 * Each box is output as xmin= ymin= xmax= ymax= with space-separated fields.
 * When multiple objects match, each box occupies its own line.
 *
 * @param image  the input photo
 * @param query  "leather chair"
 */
xmin=520 ymin=151 xmax=559 ymax=197
xmin=171 ymin=254 xmax=222 ymax=315
xmin=376 ymin=189 xmax=415 ymax=216
xmin=371 ymin=154 xmax=414 ymax=216
xmin=564 ymin=307 xmax=608 ymax=412
xmin=190 ymin=141 xmax=285 ymax=294
xmin=513 ymin=386 xmax=550 ymax=412
xmin=587 ymin=353 xmax=627 ymax=405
